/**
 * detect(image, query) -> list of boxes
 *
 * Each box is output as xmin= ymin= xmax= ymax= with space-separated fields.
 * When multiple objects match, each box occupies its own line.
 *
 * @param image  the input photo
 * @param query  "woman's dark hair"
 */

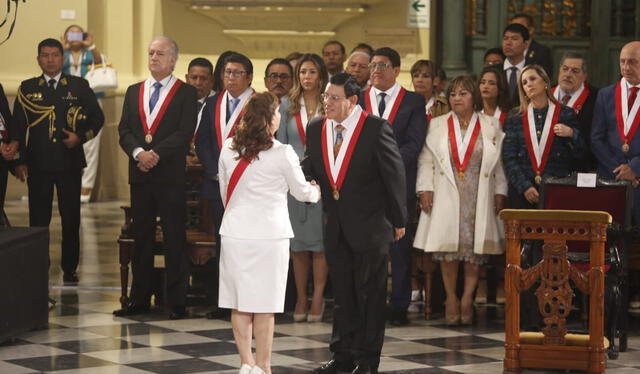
xmin=479 ymin=66 xmax=512 ymax=112
xmin=213 ymin=50 xmax=237 ymax=92
xmin=446 ymin=75 xmax=483 ymax=112
xmin=231 ymin=92 xmax=279 ymax=161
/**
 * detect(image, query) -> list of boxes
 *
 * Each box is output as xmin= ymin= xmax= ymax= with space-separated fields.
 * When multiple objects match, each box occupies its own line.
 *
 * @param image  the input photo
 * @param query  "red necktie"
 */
xmin=629 ymin=87 xmax=639 ymax=113
xmin=561 ymin=95 xmax=571 ymax=105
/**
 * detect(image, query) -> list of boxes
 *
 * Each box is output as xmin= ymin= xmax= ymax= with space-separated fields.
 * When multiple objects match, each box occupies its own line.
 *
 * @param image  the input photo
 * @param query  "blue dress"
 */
xmin=276 ymin=97 xmax=324 ymax=252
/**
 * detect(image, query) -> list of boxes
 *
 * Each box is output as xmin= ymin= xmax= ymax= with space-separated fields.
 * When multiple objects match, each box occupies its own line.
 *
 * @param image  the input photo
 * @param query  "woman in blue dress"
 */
xmin=276 ymin=53 xmax=329 ymax=322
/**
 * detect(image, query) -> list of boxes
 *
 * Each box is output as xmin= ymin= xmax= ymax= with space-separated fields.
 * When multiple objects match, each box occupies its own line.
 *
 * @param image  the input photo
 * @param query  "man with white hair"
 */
xmin=345 ymin=51 xmax=371 ymax=90
xmin=115 ymin=36 xmax=197 ymax=320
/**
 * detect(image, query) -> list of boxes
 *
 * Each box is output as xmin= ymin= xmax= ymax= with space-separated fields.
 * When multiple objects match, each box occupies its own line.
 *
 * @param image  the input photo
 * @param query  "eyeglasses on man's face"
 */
xmin=224 ymin=69 xmax=247 ymax=77
xmin=368 ymin=62 xmax=392 ymax=71
xmin=321 ymin=93 xmax=346 ymax=102
xmin=266 ymin=73 xmax=291 ymax=81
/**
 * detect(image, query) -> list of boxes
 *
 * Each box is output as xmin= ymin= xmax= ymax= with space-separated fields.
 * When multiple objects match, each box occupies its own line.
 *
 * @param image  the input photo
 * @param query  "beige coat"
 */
xmin=413 ymin=113 xmax=507 ymax=255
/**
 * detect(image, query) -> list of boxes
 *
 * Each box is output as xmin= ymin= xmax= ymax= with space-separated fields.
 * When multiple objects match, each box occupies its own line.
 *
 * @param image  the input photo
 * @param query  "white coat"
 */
xmin=413 ymin=112 xmax=507 ymax=255
xmin=218 ymin=138 xmax=320 ymax=239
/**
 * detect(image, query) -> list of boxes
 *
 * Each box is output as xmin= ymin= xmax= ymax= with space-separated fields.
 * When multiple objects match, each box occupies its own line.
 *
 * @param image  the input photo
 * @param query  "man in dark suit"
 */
xmin=552 ymin=52 xmax=599 ymax=172
xmin=502 ymin=23 xmax=529 ymax=107
xmin=0 ymin=83 xmax=14 ymax=214
xmin=305 ymin=73 xmax=406 ymax=374
xmin=511 ymin=12 xmax=554 ymax=77
xmin=114 ymin=36 xmax=197 ymax=320
xmin=195 ymin=52 xmax=254 ymax=319
xmin=11 ymin=39 xmax=104 ymax=282
xmin=358 ymin=47 xmax=425 ymax=326
xmin=592 ymin=41 xmax=640 ymax=222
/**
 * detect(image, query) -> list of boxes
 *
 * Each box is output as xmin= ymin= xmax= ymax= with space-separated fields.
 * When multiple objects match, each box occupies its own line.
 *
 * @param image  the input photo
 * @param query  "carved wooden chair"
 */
xmin=500 ymin=209 xmax=610 ymax=374
xmin=538 ymin=174 xmax=632 ymax=357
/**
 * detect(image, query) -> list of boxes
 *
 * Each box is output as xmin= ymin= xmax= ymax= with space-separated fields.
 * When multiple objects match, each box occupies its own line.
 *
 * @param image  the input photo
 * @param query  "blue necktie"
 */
xmin=149 ymin=82 xmax=162 ymax=112
xmin=378 ymin=92 xmax=387 ymax=116
xmin=227 ymin=97 xmax=241 ymax=122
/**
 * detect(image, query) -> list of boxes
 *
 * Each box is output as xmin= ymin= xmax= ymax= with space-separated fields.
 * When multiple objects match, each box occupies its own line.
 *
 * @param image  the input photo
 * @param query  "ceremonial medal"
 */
xmin=145 ymin=133 xmax=153 ymax=143
xmin=332 ymin=188 xmax=340 ymax=200
xmin=139 ymin=78 xmax=183 ymax=148
xmin=448 ymin=113 xmax=480 ymax=181
xmin=523 ymin=101 xmax=561 ymax=186
xmin=623 ymin=143 xmax=630 ymax=153
xmin=535 ymin=174 xmax=542 ymax=184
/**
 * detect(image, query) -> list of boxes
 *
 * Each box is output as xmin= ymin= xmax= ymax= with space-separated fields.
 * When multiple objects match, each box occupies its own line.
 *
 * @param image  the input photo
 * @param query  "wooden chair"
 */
xmin=538 ymin=174 xmax=632 ymax=356
xmin=117 ymin=164 xmax=217 ymax=307
xmin=500 ymin=209 xmax=610 ymax=374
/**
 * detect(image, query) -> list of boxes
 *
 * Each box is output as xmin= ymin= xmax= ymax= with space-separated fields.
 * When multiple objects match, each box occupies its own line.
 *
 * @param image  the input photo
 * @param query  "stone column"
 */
xmin=441 ymin=0 xmax=469 ymax=78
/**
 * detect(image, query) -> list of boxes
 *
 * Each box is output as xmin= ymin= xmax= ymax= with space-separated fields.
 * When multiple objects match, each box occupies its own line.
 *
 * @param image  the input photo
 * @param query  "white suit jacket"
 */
xmin=413 ymin=113 xmax=508 ymax=255
xmin=218 ymin=138 xmax=320 ymax=239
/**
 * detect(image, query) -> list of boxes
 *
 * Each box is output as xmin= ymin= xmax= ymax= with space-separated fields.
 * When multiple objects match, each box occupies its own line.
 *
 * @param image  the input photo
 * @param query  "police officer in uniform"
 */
xmin=12 ymin=38 xmax=104 ymax=283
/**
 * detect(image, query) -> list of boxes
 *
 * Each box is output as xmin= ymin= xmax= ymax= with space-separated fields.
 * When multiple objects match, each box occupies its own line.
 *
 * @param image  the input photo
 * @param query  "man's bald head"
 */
xmin=620 ymin=41 xmax=640 ymax=85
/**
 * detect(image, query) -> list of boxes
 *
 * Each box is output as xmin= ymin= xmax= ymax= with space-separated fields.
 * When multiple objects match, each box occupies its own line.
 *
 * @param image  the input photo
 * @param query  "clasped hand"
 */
xmin=137 ymin=150 xmax=159 ymax=172
xmin=0 ymin=140 xmax=18 ymax=160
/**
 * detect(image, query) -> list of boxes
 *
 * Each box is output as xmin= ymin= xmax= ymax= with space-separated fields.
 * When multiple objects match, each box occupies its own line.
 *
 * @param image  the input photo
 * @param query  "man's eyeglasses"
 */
xmin=266 ymin=73 xmax=291 ymax=81
xmin=224 ymin=69 xmax=247 ymax=77
xmin=368 ymin=62 xmax=392 ymax=71
xmin=321 ymin=93 xmax=346 ymax=102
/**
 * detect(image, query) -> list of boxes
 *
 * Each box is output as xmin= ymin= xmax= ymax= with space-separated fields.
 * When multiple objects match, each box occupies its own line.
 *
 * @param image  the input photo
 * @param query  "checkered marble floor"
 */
xmin=2 ymin=199 xmax=640 ymax=373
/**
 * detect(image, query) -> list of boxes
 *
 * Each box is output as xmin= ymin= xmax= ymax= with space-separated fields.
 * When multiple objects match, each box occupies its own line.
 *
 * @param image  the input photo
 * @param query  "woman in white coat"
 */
xmin=413 ymin=75 xmax=507 ymax=325
xmin=218 ymin=92 xmax=320 ymax=374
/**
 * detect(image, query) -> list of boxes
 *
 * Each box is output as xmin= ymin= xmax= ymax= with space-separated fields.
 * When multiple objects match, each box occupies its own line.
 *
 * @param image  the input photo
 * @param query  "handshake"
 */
xmin=137 ymin=150 xmax=160 ymax=172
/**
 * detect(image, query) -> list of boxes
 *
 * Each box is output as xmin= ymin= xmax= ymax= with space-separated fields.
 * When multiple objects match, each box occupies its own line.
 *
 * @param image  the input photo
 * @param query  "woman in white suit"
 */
xmin=413 ymin=75 xmax=507 ymax=325
xmin=218 ymin=92 xmax=320 ymax=374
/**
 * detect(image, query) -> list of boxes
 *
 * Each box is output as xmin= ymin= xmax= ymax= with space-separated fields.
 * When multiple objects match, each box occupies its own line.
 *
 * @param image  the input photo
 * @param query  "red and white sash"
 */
xmin=321 ymin=108 xmax=367 ymax=198
xmin=448 ymin=113 xmax=480 ymax=177
xmin=294 ymin=96 xmax=317 ymax=147
xmin=225 ymin=156 xmax=253 ymax=206
xmin=214 ymin=88 xmax=254 ymax=149
xmin=364 ymin=84 xmax=406 ymax=124
xmin=138 ymin=77 xmax=182 ymax=140
xmin=552 ymin=83 xmax=590 ymax=113
xmin=425 ymin=97 xmax=435 ymax=123
xmin=614 ymin=79 xmax=640 ymax=150
xmin=481 ymin=107 xmax=507 ymax=128
xmin=522 ymin=101 xmax=561 ymax=180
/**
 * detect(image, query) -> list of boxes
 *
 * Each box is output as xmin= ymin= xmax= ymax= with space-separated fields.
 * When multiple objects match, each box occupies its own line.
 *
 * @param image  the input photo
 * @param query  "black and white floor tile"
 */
xmin=2 ymin=200 xmax=640 ymax=373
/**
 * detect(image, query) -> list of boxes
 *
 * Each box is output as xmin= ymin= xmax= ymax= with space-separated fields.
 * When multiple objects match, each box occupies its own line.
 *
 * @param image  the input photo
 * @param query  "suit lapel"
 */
xmin=426 ymin=117 xmax=456 ymax=187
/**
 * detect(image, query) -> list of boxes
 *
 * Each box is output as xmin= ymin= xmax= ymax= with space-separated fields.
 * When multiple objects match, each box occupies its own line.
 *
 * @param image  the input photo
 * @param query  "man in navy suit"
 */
xmin=358 ymin=47 xmax=426 ymax=326
xmin=592 ymin=41 xmax=640 ymax=222
xmin=195 ymin=52 xmax=254 ymax=319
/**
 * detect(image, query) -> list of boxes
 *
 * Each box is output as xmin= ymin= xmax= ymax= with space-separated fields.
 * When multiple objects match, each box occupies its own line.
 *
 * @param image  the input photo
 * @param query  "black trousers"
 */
xmin=325 ymin=228 xmax=389 ymax=368
xmin=0 ymin=163 xmax=7 ymax=213
xmin=389 ymin=197 xmax=416 ymax=310
xmin=202 ymin=195 xmax=224 ymax=305
xmin=28 ymin=169 xmax=81 ymax=273
xmin=130 ymin=183 xmax=189 ymax=308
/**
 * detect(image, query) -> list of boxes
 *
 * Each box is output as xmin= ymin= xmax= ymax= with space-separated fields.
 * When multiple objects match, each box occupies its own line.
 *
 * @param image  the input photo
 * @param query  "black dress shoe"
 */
xmin=351 ymin=364 xmax=372 ymax=374
xmin=205 ymin=308 xmax=230 ymax=319
xmin=113 ymin=303 xmax=150 ymax=317
xmin=169 ymin=306 xmax=186 ymax=320
xmin=313 ymin=359 xmax=354 ymax=374
xmin=63 ymin=272 xmax=79 ymax=283
xmin=390 ymin=308 xmax=409 ymax=326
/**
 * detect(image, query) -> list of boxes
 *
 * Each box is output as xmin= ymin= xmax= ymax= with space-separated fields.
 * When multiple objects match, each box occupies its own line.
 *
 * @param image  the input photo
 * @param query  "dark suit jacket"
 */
xmin=118 ymin=79 xmax=197 ymax=185
xmin=302 ymin=113 xmax=407 ymax=253
xmin=194 ymin=91 xmax=224 ymax=201
xmin=575 ymin=84 xmax=598 ymax=171
xmin=0 ymin=84 xmax=12 ymax=157
xmin=358 ymin=88 xmax=426 ymax=198
xmin=13 ymin=74 xmax=104 ymax=172
xmin=525 ymin=39 xmax=554 ymax=77
xmin=591 ymin=82 xmax=640 ymax=177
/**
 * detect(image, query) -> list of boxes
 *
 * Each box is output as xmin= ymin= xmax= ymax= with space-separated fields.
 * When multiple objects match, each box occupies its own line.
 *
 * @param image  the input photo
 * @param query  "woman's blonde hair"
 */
xmin=517 ymin=64 xmax=559 ymax=113
xmin=286 ymin=53 xmax=328 ymax=117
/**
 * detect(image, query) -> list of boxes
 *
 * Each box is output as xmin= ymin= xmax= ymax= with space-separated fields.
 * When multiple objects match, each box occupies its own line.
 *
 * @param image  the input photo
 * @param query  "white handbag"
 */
xmin=85 ymin=54 xmax=118 ymax=92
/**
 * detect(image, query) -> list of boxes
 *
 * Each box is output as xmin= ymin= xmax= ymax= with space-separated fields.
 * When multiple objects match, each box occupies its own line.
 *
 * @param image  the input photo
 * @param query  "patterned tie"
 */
xmin=334 ymin=124 xmax=345 ymax=158
xmin=561 ymin=94 xmax=571 ymax=105
xmin=227 ymin=97 xmax=240 ymax=122
xmin=48 ymin=78 xmax=56 ymax=90
xmin=149 ymin=82 xmax=162 ymax=112
xmin=378 ymin=92 xmax=387 ymax=116
xmin=508 ymin=67 xmax=518 ymax=104
xmin=629 ymin=87 xmax=639 ymax=113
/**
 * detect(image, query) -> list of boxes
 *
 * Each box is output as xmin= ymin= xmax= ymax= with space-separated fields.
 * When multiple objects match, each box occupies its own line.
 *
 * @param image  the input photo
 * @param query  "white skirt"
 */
xmin=218 ymin=236 xmax=290 ymax=313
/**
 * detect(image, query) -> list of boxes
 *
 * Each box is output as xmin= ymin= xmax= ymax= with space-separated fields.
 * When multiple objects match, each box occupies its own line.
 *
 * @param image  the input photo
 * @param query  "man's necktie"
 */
xmin=197 ymin=101 xmax=204 ymax=112
xmin=508 ymin=67 xmax=518 ymax=104
xmin=334 ymin=124 xmax=345 ymax=159
xmin=227 ymin=97 xmax=240 ymax=122
xmin=561 ymin=94 xmax=571 ymax=105
xmin=629 ymin=87 xmax=639 ymax=113
xmin=48 ymin=78 xmax=56 ymax=90
xmin=149 ymin=82 xmax=162 ymax=112
xmin=378 ymin=92 xmax=387 ymax=116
